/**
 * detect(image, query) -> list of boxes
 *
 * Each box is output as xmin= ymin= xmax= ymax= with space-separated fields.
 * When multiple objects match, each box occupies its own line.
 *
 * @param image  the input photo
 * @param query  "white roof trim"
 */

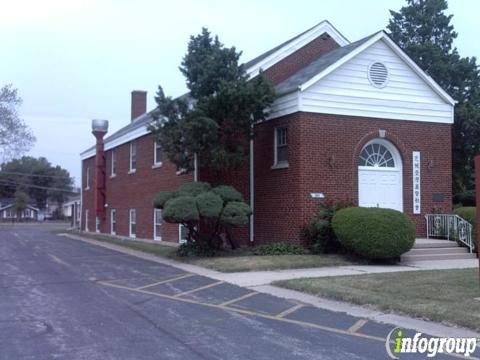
xmin=246 ymin=20 xmax=350 ymax=79
xmin=81 ymin=124 xmax=150 ymax=160
xmin=299 ymin=32 xmax=455 ymax=106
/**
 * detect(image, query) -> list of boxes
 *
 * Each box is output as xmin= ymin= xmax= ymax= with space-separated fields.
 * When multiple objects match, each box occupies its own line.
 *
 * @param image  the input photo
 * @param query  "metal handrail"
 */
xmin=425 ymin=214 xmax=474 ymax=253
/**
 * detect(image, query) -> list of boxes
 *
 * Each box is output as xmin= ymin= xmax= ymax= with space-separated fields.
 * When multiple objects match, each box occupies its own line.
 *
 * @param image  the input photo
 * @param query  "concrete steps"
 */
xmin=402 ymin=238 xmax=477 ymax=262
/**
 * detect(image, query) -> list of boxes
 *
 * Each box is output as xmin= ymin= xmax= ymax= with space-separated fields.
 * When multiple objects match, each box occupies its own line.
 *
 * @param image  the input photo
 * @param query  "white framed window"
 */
xmin=111 ymin=209 xmax=116 ymax=235
xmin=273 ymin=126 xmax=288 ymax=167
xmin=85 ymin=209 xmax=89 ymax=231
xmin=179 ymin=224 xmax=188 ymax=244
xmin=129 ymin=142 xmax=137 ymax=173
xmin=153 ymin=140 xmax=162 ymax=167
xmin=154 ymin=209 xmax=162 ymax=240
xmin=129 ymin=209 xmax=136 ymax=238
xmin=85 ymin=167 xmax=90 ymax=190
xmin=111 ymin=149 xmax=117 ymax=177
xmin=95 ymin=217 xmax=100 ymax=233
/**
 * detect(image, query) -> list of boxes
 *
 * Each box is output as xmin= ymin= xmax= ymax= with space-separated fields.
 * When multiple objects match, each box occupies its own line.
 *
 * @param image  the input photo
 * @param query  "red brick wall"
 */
xmin=251 ymin=112 xmax=452 ymax=245
xmin=253 ymin=113 xmax=305 ymax=244
xmin=82 ymin=133 xmax=193 ymax=243
xmin=262 ymin=33 xmax=339 ymax=86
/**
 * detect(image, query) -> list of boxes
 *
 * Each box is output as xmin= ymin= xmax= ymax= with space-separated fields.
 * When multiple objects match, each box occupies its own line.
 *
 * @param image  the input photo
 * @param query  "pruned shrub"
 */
xmin=302 ymin=200 xmax=352 ymax=254
xmin=153 ymin=182 xmax=251 ymax=256
xmin=332 ymin=207 xmax=415 ymax=260
xmin=253 ymin=242 xmax=306 ymax=256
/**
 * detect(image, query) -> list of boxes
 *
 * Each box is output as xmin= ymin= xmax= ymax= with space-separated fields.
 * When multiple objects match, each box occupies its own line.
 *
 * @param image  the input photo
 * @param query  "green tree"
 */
xmin=0 ymin=85 xmax=35 ymax=162
xmin=388 ymin=0 xmax=480 ymax=194
xmin=149 ymin=28 xmax=275 ymax=173
xmin=154 ymin=182 xmax=252 ymax=255
xmin=12 ymin=190 xmax=29 ymax=220
xmin=0 ymin=156 xmax=74 ymax=209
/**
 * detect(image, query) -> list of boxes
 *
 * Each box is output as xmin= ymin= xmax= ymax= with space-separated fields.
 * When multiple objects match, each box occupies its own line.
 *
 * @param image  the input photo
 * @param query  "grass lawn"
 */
xmin=64 ymin=231 xmax=361 ymax=272
xmin=274 ymin=269 xmax=480 ymax=332
xmin=191 ymin=254 xmax=358 ymax=272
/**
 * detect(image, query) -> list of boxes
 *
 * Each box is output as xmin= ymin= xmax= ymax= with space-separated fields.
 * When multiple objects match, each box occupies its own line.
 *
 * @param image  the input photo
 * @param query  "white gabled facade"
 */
xmin=269 ymin=32 xmax=455 ymax=124
xmin=300 ymin=38 xmax=454 ymax=123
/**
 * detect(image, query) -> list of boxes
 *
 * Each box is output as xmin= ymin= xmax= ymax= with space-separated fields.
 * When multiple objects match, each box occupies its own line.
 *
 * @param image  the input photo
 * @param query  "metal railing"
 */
xmin=425 ymin=214 xmax=474 ymax=253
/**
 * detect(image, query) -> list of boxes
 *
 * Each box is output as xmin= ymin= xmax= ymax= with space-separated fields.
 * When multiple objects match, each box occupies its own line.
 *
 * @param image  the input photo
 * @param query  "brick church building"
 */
xmin=81 ymin=20 xmax=454 ymax=246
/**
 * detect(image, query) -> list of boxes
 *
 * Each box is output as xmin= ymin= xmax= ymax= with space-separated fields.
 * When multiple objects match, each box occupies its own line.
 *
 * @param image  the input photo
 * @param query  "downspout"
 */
xmin=249 ymin=126 xmax=254 ymax=244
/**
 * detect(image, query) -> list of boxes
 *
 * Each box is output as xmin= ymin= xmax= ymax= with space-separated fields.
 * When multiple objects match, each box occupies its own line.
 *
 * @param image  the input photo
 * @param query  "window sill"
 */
xmin=128 ymin=169 xmax=136 ymax=175
xmin=152 ymin=162 xmax=163 ymax=169
xmin=110 ymin=174 xmax=116 ymax=179
xmin=129 ymin=234 xmax=136 ymax=239
xmin=176 ymin=168 xmax=187 ymax=175
xmin=84 ymin=187 xmax=90 ymax=191
xmin=154 ymin=237 xmax=162 ymax=241
xmin=271 ymin=162 xmax=289 ymax=170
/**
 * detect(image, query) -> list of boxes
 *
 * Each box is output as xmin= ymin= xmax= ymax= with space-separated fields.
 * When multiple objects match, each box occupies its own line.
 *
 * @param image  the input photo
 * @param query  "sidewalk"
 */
xmin=61 ymin=233 xmax=480 ymax=338
xmin=211 ymin=259 xmax=477 ymax=287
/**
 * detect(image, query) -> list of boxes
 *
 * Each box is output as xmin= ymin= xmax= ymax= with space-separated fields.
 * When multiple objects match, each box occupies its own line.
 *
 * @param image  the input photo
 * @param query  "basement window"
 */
xmin=154 ymin=209 xmax=162 ymax=241
xmin=111 ymin=209 xmax=116 ymax=235
xmin=85 ymin=209 xmax=89 ymax=232
xmin=273 ymin=126 xmax=288 ymax=169
xmin=129 ymin=209 xmax=136 ymax=238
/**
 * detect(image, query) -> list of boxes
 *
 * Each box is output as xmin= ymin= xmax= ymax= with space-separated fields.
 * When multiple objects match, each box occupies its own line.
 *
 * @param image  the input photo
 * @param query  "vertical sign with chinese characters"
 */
xmin=413 ymin=151 xmax=421 ymax=214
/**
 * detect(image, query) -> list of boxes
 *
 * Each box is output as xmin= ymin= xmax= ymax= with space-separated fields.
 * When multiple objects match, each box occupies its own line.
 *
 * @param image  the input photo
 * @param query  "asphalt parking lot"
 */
xmin=0 ymin=225 xmax=475 ymax=359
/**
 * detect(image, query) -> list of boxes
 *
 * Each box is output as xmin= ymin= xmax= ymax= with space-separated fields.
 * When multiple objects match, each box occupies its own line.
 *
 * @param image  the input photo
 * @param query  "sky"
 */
xmin=1 ymin=0 xmax=478 ymax=186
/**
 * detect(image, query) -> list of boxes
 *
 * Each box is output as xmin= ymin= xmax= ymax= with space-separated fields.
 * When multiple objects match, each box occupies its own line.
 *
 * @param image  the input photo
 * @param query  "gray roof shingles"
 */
xmin=82 ymin=29 xmax=380 ymax=156
xmin=274 ymin=31 xmax=380 ymax=96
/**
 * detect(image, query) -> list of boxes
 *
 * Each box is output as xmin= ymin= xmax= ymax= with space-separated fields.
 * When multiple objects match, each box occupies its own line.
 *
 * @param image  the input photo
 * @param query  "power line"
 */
xmin=0 ymin=180 xmax=75 ymax=193
xmin=0 ymin=171 xmax=72 ymax=179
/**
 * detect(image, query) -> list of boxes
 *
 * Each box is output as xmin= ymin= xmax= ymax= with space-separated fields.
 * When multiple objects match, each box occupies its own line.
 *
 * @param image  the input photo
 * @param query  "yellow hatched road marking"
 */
xmin=275 ymin=304 xmax=304 ymax=318
xmin=219 ymin=292 xmax=258 ymax=306
xmin=135 ymin=273 xmax=195 ymax=290
xmin=95 ymin=280 xmax=478 ymax=360
xmin=348 ymin=319 xmax=369 ymax=333
xmin=174 ymin=281 xmax=224 ymax=298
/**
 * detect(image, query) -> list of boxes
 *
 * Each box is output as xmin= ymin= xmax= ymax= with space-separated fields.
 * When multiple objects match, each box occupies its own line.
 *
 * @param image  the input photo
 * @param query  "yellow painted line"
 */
xmin=174 ymin=281 xmax=224 ymax=298
xmin=219 ymin=292 xmax=258 ymax=307
xmin=97 ymin=281 xmax=385 ymax=342
xmin=275 ymin=304 xmax=304 ymax=318
xmin=135 ymin=273 xmax=194 ymax=290
xmin=96 ymin=280 xmax=479 ymax=360
xmin=348 ymin=319 xmax=369 ymax=333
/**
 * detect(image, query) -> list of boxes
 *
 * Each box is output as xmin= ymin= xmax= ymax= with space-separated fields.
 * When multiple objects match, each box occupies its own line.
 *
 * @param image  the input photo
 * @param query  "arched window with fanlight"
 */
xmin=359 ymin=142 xmax=396 ymax=168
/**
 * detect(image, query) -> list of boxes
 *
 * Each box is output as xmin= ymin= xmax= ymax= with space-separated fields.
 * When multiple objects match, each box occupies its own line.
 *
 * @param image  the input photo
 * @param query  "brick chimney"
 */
xmin=131 ymin=90 xmax=147 ymax=121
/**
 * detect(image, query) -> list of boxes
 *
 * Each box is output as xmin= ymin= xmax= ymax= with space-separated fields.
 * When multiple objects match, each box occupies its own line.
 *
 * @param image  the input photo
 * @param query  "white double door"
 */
xmin=358 ymin=168 xmax=403 ymax=212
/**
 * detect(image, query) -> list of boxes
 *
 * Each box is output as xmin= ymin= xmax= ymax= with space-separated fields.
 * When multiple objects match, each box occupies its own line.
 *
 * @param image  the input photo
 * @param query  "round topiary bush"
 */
xmin=332 ymin=207 xmax=416 ymax=259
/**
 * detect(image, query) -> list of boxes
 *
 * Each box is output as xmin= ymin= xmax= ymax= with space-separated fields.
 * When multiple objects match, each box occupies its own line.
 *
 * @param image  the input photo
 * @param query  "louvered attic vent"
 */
xmin=368 ymin=62 xmax=388 ymax=88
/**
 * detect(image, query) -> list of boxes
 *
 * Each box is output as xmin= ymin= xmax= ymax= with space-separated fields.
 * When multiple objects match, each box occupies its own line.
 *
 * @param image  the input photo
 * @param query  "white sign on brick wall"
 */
xmin=412 ymin=151 xmax=421 ymax=214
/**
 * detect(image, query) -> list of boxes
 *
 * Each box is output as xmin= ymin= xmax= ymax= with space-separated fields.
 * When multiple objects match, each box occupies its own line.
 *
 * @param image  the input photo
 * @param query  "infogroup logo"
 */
xmin=385 ymin=328 xmax=478 ymax=358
